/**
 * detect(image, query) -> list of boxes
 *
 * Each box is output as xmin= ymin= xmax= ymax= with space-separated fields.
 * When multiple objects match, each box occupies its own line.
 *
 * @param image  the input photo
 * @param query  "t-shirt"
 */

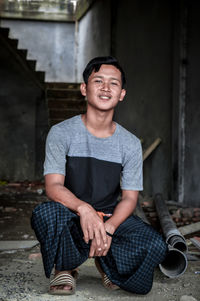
xmin=44 ymin=115 xmax=143 ymax=212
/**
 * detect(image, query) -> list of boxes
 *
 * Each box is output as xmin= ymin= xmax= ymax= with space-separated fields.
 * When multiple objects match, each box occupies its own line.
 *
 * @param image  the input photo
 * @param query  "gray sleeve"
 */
xmin=121 ymin=139 xmax=143 ymax=191
xmin=43 ymin=126 xmax=67 ymax=176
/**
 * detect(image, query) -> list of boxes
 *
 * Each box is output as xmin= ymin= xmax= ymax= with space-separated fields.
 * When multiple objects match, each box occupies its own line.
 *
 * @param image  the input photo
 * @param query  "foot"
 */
xmin=50 ymin=270 xmax=72 ymax=292
xmin=49 ymin=269 xmax=78 ymax=295
xmin=103 ymin=274 xmax=120 ymax=290
xmin=95 ymin=259 xmax=120 ymax=290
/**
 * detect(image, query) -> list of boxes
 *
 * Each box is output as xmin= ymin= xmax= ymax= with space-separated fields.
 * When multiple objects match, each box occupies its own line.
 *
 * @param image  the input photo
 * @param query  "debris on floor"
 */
xmin=190 ymin=236 xmax=200 ymax=251
xmin=0 ymin=182 xmax=200 ymax=301
xmin=0 ymin=240 xmax=39 ymax=251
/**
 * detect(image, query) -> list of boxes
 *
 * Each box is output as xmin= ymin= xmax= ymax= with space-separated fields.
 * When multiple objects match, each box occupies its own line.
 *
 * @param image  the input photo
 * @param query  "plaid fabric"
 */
xmin=31 ymin=201 xmax=167 ymax=294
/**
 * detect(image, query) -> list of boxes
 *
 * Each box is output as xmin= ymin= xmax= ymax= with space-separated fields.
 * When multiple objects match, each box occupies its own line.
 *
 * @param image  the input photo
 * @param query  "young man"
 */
xmin=31 ymin=56 xmax=167 ymax=295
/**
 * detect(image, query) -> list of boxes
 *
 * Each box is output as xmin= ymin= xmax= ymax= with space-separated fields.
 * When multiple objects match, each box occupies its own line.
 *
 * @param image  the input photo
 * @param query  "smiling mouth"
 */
xmin=99 ymin=95 xmax=111 ymax=100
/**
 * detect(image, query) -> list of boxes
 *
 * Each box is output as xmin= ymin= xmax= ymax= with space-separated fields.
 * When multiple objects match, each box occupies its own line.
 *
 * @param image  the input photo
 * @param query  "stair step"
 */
xmin=49 ymin=109 xmax=86 ymax=119
xmin=46 ymin=89 xmax=83 ymax=99
xmin=18 ymin=49 xmax=28 ymax=60
xmin=36 ymin=71 xmax=45 ymax=82
xmin=27 ymin=59 xmax=36 ymax=70
xmin=9 ymin=38 xmax=18 ymax=48
xmin=48 ymin=99 xmax=87 ymax=110
xmin=46 ymin=82 xmax=81 ymax=90
xmin=0 ymin=27 xmax=45 ymax=88
xmin=46 ymin=82 xmax=85 ymax=125
xmin=0 ymin=27 xmax=9 ymax=37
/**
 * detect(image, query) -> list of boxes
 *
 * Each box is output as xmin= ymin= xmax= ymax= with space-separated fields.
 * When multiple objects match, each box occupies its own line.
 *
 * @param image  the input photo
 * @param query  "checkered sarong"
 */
xmin=31 ymin=201 xmax=167 ymax=294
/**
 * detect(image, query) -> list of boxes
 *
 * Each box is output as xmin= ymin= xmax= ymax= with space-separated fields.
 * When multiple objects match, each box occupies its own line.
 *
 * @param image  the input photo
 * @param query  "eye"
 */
xmin=94 ymin=79 xmax=102 ymax=83
xmin=111 ymin=82 xmax=118 ymax=86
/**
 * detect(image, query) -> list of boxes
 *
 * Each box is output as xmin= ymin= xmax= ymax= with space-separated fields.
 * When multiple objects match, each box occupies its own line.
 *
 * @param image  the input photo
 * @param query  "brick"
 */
xmin=180 ymin=208 xmax=194 ymax=218
xmin=192 ymin=217 xmax=200 ymax=222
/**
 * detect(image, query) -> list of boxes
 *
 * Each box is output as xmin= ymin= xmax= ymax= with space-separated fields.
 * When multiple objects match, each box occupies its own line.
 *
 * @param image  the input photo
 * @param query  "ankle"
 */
xmin=55 ymin=269 xmax=72 ymax=276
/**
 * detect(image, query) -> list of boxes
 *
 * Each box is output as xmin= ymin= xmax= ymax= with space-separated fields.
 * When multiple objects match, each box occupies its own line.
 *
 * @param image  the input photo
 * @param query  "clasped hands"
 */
xmin=77 ymin=204 xmax=115 ymax=258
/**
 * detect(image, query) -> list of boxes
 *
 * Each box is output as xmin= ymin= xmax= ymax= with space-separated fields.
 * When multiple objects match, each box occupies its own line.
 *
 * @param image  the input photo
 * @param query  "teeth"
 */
xmin=100 ymin=96 xmax=110 ymax=100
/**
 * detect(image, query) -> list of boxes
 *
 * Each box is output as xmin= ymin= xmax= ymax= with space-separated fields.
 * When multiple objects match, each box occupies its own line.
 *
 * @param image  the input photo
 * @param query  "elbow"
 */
xmin=45 ymin=183 xmax=53 ymax=200
xmin=44 ymin=174 xmax=65 ymax=201
xmin=45 ymin=182 xmax=61 ymax=200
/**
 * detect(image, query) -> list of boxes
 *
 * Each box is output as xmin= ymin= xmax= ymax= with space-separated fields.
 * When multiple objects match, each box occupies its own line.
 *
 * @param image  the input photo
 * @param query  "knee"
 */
xmin=31 ymin=201 xmax=58 ymax=228
xmin=31 ymin=201 xmax=77 ymax=229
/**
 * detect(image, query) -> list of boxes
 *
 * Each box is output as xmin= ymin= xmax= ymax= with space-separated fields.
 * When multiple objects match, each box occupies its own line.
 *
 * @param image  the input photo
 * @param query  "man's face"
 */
xmin=80 ymin=64 xmax=126 ymax=112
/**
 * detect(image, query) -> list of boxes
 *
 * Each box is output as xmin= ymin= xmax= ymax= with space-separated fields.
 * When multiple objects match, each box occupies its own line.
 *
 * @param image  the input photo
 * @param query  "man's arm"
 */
xmin=45 ymin=173 xmax=107 ymax=246
xmin=89 ymin=190 xmax=138 ymax=257
xmin=105 ymin=189 xmax=138 ymax=234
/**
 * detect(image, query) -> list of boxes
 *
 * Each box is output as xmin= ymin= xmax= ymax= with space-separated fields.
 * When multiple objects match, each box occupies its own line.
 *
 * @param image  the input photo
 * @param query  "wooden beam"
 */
xmin=178 ymin=222 xmax=200 ymax=236
xmin=143 ymin=138 xmax=162 ymax=161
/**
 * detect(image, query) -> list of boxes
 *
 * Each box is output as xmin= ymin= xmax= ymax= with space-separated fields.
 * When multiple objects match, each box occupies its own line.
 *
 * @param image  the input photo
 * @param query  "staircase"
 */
xmin=0 ymin=27 xmax=87 ymax=126
xmin=46 ymin=83 xmax=87 ymax=126
xmin=0 ymin=27 xmax=45 ymax=89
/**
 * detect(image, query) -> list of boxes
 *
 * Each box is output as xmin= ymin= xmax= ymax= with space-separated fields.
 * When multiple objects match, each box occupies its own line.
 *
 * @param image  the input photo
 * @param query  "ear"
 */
xmin=80 ymin=83 xmax=87 ymax=97
xmin=119 ymin=89 xmax=126 ymax=102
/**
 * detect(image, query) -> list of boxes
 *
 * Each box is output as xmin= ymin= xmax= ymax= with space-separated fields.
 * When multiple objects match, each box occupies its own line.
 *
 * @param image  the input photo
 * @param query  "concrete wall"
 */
xmin=1 ymin=19 xmax=76 ymax=82
xmin=2 ymin=0 xmax=111 ymax=84
xmin=184 ymin=2 xmax=200 ymax=206
xmin=0 ymin=41 xmax=48 ymax=181
xmin=1 ymin=0 xmax=200 ymax=206
xmin=112 ymin=0 xmax=173 ymax=198
xmin=76 ymin=0 xmax=111 ymax=82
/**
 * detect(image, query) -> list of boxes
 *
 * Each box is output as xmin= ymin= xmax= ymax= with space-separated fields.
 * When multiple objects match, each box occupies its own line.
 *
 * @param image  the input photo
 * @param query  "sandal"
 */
xmin=49 ymin=270 xmax=78 ymax=295
xmin=95 ymin=259 xmax=120 ymax=290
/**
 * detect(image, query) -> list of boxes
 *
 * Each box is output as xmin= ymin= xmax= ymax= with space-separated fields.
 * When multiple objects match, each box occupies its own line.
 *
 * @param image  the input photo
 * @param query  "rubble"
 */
xmin=0 ymin=182 xmax=200 ymax=300
xmin=140 ymin=197 xmax=200 ymax=230
xmin=180 ymin=296 xmax=197 ymax=301
xmin=0 ymin=240 xmax=39 ymax=251
xmin=190 ymin=237 xmax=200 ymax=251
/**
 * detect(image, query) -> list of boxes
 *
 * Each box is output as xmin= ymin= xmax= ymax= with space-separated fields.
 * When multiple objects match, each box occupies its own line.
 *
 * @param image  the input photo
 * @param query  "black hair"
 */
xmin=83 ymin=56 xmax=126 ymax=89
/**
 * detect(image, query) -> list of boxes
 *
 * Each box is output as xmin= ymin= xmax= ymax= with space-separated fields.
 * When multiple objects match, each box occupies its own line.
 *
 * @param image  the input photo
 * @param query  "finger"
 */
xmin=96 ymin=247 xmax=102 ymax=255
xmin=100 ymin=227 xmax=107 ymax=245
xmin=89 ymin=245 xmax=96 ymax=258
xmin=83 ymin=230 xmax=89 ymax=244
xmin=102 ymin=250 xmax=108 ymax=256
xmin=88 ymin=226 xmax=94 ymax=241
xmin=102 ymin=239 xmax=112 ymax=256
xmin=95 ymin=247 xmax=104 ymax=257
xmin=94 ymin=228 xmax=101 ymax=246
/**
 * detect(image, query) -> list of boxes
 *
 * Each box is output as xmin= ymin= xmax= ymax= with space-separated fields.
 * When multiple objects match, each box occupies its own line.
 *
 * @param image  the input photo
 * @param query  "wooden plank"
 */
xmin=143 ymin=138 xmax=162 ymax=161
xmin=178 ymin=221 xmax=200 ymax=236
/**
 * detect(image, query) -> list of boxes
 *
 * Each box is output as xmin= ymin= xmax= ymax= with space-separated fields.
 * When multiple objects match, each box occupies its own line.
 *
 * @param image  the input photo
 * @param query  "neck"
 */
xmin=81 ymin=109 xmax=116 ymax=138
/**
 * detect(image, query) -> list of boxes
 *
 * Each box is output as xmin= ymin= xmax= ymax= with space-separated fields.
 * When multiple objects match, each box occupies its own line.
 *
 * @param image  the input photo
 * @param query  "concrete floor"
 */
xmin=0 ymin=190 xmax=200 ymax=301
xmin=0 ymin=246 xmax=200 ymax=301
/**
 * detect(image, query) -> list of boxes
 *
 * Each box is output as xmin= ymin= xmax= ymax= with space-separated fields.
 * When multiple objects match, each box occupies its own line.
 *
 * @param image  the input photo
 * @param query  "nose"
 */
xmin=101 ymin=81 xmax=110 ymax=91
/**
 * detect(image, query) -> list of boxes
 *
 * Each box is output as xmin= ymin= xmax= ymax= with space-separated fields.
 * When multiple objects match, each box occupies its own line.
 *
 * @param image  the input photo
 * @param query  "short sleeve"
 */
xmin=121 ymin=140 xmax=143 ymax=191
xmin=43 ymin=126 xmax=67 ymax=176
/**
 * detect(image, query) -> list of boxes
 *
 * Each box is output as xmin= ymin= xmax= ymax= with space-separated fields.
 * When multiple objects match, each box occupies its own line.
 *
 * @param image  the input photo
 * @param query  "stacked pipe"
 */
xmin=154 ymin=193 xmax=188 ymax=278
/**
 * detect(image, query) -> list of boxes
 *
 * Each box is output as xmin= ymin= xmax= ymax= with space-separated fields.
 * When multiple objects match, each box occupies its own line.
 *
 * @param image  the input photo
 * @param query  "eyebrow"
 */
xmin=93 ymin=75 xmax=121 ymax=83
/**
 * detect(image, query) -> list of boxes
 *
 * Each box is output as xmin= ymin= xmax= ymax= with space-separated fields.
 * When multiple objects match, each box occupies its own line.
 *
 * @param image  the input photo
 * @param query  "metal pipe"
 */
xmin=154 ymin=193 xmax=188 ymax=278
xmin=159 ymin=245 xmax=188 ymax=278
xmin=154 ymin=193 xmax=187 ymax=252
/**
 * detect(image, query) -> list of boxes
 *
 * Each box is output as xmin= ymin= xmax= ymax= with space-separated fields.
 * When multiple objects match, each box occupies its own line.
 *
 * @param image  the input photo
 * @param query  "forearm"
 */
xmin=45 ymin=174 xmax=107 ymax=245
xmin=105 ymin=191 xmax=138 ymax=233
xmin=45 ymin=176 xmax=92 ymax=214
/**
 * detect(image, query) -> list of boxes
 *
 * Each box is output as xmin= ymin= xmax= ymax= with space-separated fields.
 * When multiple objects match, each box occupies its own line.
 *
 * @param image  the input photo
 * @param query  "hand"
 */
xmin=89 ymin=237 xmax=109 ymax=257
xmin=89 ymin=220 xmax=115 ymax=257
xmin=77 ymin=204 xmax=107 ymax=247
